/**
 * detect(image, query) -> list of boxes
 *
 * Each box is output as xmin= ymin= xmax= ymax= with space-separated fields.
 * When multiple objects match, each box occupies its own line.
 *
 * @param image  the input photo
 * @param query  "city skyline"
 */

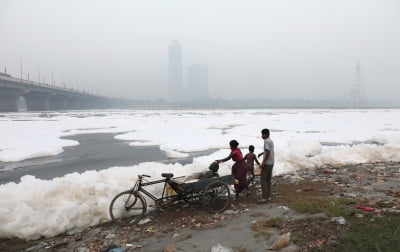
xmin=1 ymin=0 xmax=399 ymax=104
xmin=168 ymin=41 xmax=209 ymax=102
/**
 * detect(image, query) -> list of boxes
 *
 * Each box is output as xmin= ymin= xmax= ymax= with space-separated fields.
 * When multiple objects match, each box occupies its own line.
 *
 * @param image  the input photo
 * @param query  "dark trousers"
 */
xmin=260 ymin=164 xmax=273 ymax=199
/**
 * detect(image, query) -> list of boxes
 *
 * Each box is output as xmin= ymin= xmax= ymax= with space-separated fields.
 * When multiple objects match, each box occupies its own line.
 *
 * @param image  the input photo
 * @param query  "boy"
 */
xmin=244 ymin=145 xmax=259 ymax=183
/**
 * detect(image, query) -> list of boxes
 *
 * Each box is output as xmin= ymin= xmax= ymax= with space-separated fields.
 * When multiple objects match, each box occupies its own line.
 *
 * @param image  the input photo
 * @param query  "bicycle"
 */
xmin=109 ymin=172 xmax=232 ymax=223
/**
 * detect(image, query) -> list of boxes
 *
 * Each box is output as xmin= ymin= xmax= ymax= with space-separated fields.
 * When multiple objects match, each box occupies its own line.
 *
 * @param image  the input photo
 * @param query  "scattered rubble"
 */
xmin=1 ymin=161 xmax=399 ymax=251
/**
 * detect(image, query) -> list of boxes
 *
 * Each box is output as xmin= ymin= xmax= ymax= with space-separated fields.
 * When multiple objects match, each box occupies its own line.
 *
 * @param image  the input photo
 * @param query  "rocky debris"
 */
xmin=1 ymin=161 xmax=400 ymax=251
xmin=163 ymin=244 xmax=177 ymax=252
xmin=26 ymin=242 xmax=48 ymax=251
xmin=276 ymin=161 xmax=400 ymax=211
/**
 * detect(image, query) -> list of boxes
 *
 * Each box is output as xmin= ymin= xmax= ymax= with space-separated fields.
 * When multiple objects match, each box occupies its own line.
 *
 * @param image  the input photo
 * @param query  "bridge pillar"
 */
xmin=0 ymin=88 xmax=26 ymax=112
xmin=23 ymin=92 xmax=50 ymax=111
xmin=80 ymin=97 xmax=95 ymax=109
xmin=64 ymin=96 xmax=80 ymax=110
xmin=49 ymin=94 xmax=68 ymax=110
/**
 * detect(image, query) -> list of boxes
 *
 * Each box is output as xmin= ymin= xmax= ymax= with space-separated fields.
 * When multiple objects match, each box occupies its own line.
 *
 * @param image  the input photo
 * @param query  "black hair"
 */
xmin=249 ymin=145 xmax=254 ymax=151
xmin=209 ymin=162 xmax=219 ymax=172
xmin=229 ymin=140 xmax=239 ymax=148
xmin=261 ymin=128 xmax=270 ymax=136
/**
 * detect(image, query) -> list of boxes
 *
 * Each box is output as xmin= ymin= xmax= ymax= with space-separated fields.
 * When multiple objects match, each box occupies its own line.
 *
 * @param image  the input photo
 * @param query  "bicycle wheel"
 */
xmin=109 ymin=191 xmax=146 ymax=223
xmin=202 ymin=181 xmax=231 ymax=213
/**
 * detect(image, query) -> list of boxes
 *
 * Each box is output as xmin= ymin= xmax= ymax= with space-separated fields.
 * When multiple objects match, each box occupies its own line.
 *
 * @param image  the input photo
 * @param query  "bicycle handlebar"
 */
xmin=141 ymin=174 xmax=151 ymax=178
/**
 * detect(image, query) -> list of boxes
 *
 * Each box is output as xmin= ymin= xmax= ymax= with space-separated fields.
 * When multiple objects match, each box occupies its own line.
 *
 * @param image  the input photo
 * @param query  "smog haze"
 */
xmin=1 ymin=0 xmax=399 ymax=103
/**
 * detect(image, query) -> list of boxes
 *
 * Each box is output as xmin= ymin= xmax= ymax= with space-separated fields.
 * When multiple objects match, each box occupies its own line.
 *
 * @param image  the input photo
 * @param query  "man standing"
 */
xmin=257 ymin=128 xmax=274 ymax=204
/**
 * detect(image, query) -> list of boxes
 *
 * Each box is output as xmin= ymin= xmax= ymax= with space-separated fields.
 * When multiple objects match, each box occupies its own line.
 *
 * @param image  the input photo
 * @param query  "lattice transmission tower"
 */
xmin=349 ymin=62 xmax=367 ymax=108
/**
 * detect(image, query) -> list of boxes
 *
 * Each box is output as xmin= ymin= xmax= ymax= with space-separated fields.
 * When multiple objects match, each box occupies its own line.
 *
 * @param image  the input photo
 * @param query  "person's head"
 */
xmin=209 ymin=161 xmax=219 ymax=173
xmin=229 ymin=140 xmax=239 ymax=149
xmin=249 ymin=145 xmax=255 ymax=153
xmin=261 ymin=128 xmax=270 ymax=139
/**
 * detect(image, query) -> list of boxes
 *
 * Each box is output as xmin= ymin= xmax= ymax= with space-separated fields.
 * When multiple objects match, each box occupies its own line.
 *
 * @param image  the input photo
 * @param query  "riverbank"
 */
xmin=1 ymin=161 xmax=399 ymax=251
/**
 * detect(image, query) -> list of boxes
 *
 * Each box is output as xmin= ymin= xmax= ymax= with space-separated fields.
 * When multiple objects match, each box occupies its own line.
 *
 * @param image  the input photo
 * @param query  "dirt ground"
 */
xmin=0 ymin=180 xmax=328 ymax=251
xmin=1 ymin=162 xmax=400 ymax=251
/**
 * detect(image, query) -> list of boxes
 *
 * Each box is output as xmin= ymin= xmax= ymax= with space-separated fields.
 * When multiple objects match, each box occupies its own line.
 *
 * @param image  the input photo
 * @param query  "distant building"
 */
xmin=349 ymin=62 xmax=367 ymax=108
xmin=187 ymin=64 xmax=208 ymax=100
xmin=168 ymin=41 xmax=183 ymax=101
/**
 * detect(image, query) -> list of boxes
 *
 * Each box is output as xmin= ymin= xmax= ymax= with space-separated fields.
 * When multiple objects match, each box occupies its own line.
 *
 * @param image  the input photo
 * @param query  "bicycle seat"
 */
xmin=161 ymin=173 xmax=174 ymax=178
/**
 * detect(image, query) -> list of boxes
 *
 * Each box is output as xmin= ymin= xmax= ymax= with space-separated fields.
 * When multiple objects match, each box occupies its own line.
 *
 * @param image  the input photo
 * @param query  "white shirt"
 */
xmin=264 ymin=137 xmax=274 ymax=165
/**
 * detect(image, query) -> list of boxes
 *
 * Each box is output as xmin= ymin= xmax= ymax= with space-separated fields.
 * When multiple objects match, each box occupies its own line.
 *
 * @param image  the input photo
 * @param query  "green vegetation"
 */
xmin=289 ymin=197 xmax=355 ymax=217
xmin=336 ymin=216 xmax=400 ymax=252
xmin=283 ymin=196 xmax=400 ymax=251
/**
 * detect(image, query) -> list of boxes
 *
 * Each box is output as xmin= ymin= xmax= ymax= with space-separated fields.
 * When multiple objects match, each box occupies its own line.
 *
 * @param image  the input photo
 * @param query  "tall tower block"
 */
xmin=349 ymin=62 xmax=367 ymax=108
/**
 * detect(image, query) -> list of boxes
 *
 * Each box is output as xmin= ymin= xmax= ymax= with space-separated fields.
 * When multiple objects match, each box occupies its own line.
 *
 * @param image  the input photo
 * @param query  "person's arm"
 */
xmin=216 ymin=153 xmax=231 ymax=164
xmin=260 ymin=149 xmax=270 ymax=167
xmin=255 ymin=154 xmax=260 ymax=165
xmin=257 ymin=152 xmax=264 ymax=158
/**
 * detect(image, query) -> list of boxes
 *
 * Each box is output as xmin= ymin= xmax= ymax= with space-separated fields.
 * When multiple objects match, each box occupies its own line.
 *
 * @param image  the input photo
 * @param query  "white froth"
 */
xmin=0 ymin=109 xmax=400 ymax=240
xmin=0 ymin=156 xmax=231 ymax=240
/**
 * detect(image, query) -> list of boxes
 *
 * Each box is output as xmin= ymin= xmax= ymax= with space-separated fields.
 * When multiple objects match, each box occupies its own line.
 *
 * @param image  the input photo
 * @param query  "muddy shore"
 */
xmin=1 ymin=161 xmax=399 ymax=251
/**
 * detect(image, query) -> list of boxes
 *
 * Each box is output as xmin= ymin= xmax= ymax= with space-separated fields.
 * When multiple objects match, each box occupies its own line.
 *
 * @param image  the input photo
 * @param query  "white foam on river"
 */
xmin=0 ymin=109 xmax=400 ymax=239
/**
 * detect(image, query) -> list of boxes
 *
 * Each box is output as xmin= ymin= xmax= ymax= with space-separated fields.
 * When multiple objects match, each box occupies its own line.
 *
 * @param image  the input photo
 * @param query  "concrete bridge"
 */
xmin=0 ymin=73 xmax=118 ymax=112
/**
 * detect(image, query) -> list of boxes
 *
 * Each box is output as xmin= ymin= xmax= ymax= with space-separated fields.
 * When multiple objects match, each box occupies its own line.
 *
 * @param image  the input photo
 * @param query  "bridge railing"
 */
xmin=0 ymin=75 xmax=92 ymax=96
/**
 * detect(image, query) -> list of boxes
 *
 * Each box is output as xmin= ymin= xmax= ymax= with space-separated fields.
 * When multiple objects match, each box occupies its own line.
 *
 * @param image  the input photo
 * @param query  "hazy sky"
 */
xmin=1 ymin=0 xmax=399 ymax=101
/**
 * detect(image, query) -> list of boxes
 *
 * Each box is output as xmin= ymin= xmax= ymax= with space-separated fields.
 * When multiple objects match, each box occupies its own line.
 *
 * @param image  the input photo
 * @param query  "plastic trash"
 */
xmin=331 ymin=216 xmax=346 ymax=225
xmin=266 ymin=232 xmax=290 ymax=250
xmin=211 ymin=244 xmax=233 ymax=252
xmin=109 ymin=248 xmax=125 ymax=252
xmin=100 ymin=244 xmax=117 ymax=252
xmin=138 ymin=217 xmax=152 ymax=225
xmin=278 ymin=206 xmax=289 ymax=210
xmin=355 ymin=205 xmax=376 ymax=212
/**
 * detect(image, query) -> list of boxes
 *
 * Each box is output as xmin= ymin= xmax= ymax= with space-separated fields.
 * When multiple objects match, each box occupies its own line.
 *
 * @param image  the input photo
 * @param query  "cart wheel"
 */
xmin=109 ymin=191 xmax=146 ymax=224
xmin=202 ymin=181 xmax=231 ymax=213
xmin=183 ymin=191 xmax=203 ymax=204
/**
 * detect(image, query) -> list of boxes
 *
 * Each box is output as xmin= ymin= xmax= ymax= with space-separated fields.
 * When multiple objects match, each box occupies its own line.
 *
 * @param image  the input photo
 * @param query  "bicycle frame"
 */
xmin=133 ymin=174 xmax=183 ymax=206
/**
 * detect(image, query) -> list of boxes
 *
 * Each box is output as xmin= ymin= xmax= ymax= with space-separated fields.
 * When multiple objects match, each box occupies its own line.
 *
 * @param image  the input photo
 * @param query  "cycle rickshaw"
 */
xmin=109 ymin=164 xmax=232 ymax=223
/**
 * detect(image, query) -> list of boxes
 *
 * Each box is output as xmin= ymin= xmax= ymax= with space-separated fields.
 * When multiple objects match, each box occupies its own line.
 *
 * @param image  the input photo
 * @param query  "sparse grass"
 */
xmin=336 ymin=215 xmax=400 ymax=252
xmin=267 ymin=217 xmax=284 ymax=227
xmin=285 ymin=196 xmax=400 ymax=251
xmin=289 ymin=197 xmax=355 ymax=217
xmin=286 ymin=217 xmax=344 ymax=248
xmin=291 ymin=230 xmax=319 ymax=247
xmin=232 ymin=246 xmax=248 ymax=252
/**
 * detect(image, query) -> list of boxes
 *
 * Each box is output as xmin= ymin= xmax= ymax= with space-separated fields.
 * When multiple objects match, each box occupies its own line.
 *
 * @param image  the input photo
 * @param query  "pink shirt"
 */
xmin=245 ymin=153 xmax=257 ymax=167
xmin=231 ymin=148 xmax=243 ymax=162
